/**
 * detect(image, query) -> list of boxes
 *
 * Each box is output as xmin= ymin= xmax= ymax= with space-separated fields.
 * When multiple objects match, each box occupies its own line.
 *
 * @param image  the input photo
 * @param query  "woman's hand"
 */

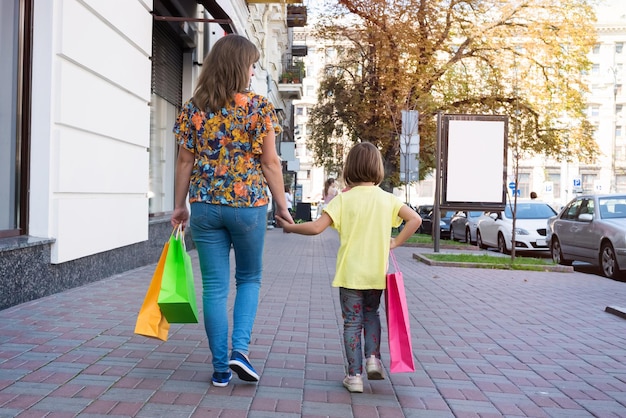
xmin=171 ymin=206 xmax=189 ymax=229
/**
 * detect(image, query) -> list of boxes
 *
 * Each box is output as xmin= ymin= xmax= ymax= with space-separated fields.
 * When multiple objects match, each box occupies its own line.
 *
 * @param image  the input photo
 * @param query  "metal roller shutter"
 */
xmin=152 ymin=19 xmax=183 ymax=108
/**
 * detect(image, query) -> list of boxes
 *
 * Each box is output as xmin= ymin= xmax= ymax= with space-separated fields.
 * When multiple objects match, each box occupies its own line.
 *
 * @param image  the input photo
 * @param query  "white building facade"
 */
xmin=1 ymin=0 xmax=306 ymax=309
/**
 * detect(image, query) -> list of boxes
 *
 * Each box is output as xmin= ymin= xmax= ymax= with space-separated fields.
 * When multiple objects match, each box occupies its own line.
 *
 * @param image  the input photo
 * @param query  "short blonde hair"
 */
xmin=342 ymin=142 xmax=384 ymax=186
xmin=192 ymin=35 xmax=260 ymax=113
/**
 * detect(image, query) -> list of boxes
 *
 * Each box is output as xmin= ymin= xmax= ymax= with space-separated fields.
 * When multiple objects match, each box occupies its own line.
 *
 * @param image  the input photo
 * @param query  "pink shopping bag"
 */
xmin=385 ymin=250 xmax=415 ymax=373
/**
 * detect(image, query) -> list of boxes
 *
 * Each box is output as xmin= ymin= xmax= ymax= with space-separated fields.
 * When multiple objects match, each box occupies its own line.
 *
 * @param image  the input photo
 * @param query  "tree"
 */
xmin=308 ymin=0 xmax=599 ymax=188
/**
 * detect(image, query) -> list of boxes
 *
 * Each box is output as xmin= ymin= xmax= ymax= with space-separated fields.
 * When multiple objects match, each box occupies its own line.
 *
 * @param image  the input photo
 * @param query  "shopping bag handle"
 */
xmin=172 ymin=224 xmax=187 ymax=251
xmin=389 ymin=250 xmax=400 ymax=273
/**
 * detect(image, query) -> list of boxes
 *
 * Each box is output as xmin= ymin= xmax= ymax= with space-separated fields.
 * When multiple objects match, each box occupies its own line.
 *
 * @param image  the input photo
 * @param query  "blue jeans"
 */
xmin=190 ymin=202 xmax=267 ymax=373
xmin=339 ymin=287 xmax=383 ymax=376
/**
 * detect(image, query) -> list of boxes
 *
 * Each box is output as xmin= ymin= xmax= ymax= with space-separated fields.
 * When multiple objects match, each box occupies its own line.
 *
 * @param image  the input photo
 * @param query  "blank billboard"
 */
xmin=441 ymin=114 xmax=508 ymax=210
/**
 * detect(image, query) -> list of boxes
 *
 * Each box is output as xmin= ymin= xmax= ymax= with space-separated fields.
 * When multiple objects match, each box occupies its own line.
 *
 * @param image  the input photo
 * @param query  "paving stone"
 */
xmin=1 ymin=231 xmax=626 ymax=417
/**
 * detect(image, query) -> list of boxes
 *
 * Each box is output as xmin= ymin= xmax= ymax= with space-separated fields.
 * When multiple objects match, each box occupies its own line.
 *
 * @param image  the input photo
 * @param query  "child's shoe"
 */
xmin=365 ymin=355 xmax=385 ymax=380
xmin=342 ymin=374 xmax=363 ymax=393
xmin=229 ymin=351 xmax=260 ymax=382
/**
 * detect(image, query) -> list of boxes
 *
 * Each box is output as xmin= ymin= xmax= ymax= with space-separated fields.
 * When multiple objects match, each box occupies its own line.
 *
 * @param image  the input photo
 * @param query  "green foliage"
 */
xmin=309 ymin=0 xmax=599 ymax=185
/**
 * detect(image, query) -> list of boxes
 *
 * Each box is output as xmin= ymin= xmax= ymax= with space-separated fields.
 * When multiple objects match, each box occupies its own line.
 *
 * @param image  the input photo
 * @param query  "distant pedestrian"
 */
xmin=323 ymin=177 xmax=339 ymax=205
xmin=284 ymin=185 xmax=294 ymax=215
xmin=530 ymin=191 xmax=538 ymax=199
xmin=171 ymin=34 xmax=293 ymax=388
xmin=275 ymin=142 xmax=422 ymax=393
xmin=316 ymin=178 xmax=338 ymax=218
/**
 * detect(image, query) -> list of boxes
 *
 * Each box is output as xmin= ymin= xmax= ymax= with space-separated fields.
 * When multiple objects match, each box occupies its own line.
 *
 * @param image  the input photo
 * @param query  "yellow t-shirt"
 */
xmin=324 ymin=185 xmax=404 ymax=289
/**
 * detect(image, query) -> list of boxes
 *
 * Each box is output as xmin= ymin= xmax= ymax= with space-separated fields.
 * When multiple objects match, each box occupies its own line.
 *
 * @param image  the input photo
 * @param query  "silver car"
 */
xmin=449 ymin=210 xmax=484 ymax=244
xmin=547 ymin=194 xmax=626 ymax=279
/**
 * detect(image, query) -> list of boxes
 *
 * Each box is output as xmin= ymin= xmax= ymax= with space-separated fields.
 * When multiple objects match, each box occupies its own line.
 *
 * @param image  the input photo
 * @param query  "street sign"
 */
xmin=544 ymin=181 xmax=553 ymax=193
xmin=573 ymin=178 xmax=581 ymax=188
xmin=508 ymin=181 xmax=516 ymax=190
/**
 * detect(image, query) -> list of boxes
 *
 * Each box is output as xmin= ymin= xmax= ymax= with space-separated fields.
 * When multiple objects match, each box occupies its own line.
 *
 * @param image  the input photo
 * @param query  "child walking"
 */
xmin=275 ymin=142 xmax=421 ymax=393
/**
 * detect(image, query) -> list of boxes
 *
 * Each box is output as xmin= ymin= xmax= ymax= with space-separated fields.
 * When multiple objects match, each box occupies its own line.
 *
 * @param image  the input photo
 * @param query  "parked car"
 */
xmin=449 ymin=210 xmax=484 ymax=244
xmin=412 ymin=204 xmax=433 ymax=234
xmin=476 ymin=201 xmax=557 ymax=253
xmin=420 ymin=209 xmax=456 ymax=239
xmin=547 ymin=194 xmax=626 ymax=279
xmin=397 ymin=202 xmax=417 ymax=232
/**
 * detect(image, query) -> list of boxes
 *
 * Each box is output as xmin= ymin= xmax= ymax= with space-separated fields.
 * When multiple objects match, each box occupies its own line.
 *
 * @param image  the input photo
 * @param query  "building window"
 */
xmin=617 ymin=175 xmax=626 ymax=193
xmin=1 ymin=0 xmax=31 ymax=238
xmin=592 ymin=64 xmax=600 ymax=75
xmin=593 ymin=44 xmax=600 ymax=54
xmin=617 ymin=104 xmax=623 ymax=116
xmin=295 ymin=106 xmax=304 ymax=116
xmin=617 ymin=126 xmax=623 ymax=137
xmin=591 ymin=105 xmax=600 ymax=117
xmin=517 ymin=172 xmax=530 ymax=198
xmin=149 ymin=95 xmax=177 ymax=215
xmin=582 ymin=173 xmax=596 ymax=193
xmin=616 ymin=146 xmax=626 ymax=162
xmin=547 ymin=172 xmax=560 ymax=199
xmin=616 ymin=42 xmax=624 ymax=54
xmin=149 ymin=18 xmax=184 ymax=216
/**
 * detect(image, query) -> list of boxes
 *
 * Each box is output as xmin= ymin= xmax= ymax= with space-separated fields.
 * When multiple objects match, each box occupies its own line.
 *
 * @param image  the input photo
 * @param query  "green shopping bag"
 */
xmin=157 ymin=225 xmax=199 ymax=323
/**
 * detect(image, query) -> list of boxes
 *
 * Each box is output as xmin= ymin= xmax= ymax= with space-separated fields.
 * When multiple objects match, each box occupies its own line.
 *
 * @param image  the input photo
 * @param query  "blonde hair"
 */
xmin=192 ymin=35 xmax=260 ymax=113
xmin=342 ymin=142 xmax=384 ymax=186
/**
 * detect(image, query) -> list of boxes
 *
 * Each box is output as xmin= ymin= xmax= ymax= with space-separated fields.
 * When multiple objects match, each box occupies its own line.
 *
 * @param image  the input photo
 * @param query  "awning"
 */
xmin=197 ymin=0 xmax=236 ymax=33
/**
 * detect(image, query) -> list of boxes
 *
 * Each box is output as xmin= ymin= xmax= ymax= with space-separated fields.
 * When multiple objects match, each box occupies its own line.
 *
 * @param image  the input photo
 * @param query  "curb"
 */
xmin=412 ymin=252 xmax=574 ymax=273
xmin=605 ymin=305 xmax=626 ymax=320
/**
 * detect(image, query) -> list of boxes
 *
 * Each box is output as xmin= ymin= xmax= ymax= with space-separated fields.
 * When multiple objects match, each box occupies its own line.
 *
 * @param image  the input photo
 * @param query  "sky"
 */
xmin=595 ymin=0 xmax=626 ymax=23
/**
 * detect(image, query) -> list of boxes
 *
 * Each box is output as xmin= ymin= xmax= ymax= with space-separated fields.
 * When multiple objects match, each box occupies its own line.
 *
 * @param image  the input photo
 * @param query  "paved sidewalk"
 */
xmin=1 ymin=229 xmax=626 ymax=417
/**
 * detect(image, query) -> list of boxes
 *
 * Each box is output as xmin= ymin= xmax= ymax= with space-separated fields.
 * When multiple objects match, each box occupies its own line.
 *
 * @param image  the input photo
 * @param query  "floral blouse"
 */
xmin=173 ymin=92 xmax=282 ymax=207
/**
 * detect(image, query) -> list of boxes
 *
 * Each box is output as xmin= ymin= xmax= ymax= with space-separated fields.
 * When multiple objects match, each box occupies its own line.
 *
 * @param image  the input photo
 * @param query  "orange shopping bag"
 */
xmin=385 ymin=250 xmax=415 ymax=373
xmin=134 ymin=240 xmax=171 ymax=341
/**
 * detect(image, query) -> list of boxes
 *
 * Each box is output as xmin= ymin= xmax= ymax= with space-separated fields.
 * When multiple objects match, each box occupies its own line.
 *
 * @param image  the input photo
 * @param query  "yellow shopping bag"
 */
xmin=134 ymin=240 xmax=171 ymax=341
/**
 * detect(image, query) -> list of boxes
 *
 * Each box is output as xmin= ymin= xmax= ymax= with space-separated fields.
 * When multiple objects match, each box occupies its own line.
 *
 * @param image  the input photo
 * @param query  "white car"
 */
xmin=449 ymin=210 xmax=484 ymax=244
xmin=476 ymin=201 xmax=557 ymax=253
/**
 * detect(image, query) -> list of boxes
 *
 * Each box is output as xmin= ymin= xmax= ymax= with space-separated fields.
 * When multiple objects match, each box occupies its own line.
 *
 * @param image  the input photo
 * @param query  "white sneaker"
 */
xmin=342 ymin=374 xmax=363 ymax=393
xmin=365 ymin=355 xmax=385 ymax=380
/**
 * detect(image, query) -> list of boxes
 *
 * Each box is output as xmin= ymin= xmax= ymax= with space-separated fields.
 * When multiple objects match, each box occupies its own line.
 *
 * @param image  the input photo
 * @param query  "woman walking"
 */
xmin=171 ymin=34 xmax=293 ymax=387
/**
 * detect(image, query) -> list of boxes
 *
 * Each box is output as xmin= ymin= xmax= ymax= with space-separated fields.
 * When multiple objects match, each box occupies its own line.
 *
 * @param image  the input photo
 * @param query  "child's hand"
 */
xmin=275 ymin=215 xmax=292 ymax=233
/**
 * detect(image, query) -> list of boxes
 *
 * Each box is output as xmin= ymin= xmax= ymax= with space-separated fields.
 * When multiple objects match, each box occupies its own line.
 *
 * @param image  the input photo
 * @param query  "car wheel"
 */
xmin=600 ymin=242 xmax=621 ymax=279
xmin=450 ymin=226 xmax=456 ymax=241
xmin=497 ymin=233 xmax=509 ymax=254
xmin=477 ymin=230 xmax=487 ymax=249
xmin=551 ymin=238 xmax=572 ymax=266
xmin=465 ymin=228 xmax=472 ymax=244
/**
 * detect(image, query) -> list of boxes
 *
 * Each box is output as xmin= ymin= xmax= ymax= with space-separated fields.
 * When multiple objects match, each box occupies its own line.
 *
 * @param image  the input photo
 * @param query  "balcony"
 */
xmin=291 ymin=45 xmax=308 ymax=57
xmin=278 ymin=76 xmax=303 ymax=100
xmin=287 ymin=5 xmax=307 ymax=27
xmin=278 ymin=59 xmax=305 ymax=99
